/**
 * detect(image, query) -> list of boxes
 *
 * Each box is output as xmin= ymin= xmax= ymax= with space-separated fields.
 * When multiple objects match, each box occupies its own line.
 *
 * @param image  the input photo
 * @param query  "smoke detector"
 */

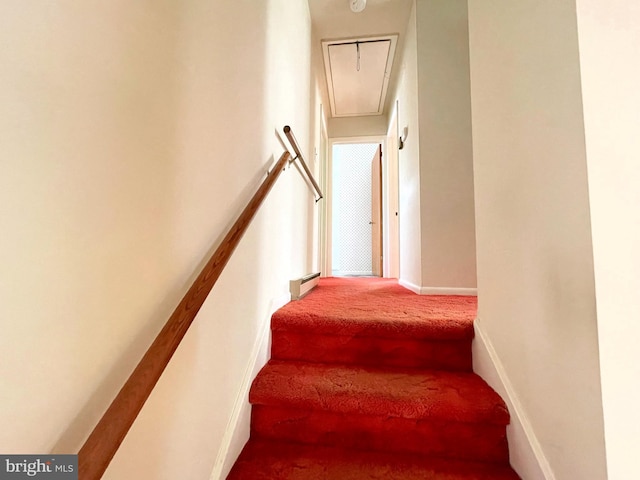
xmin=349 ymin=0 xmax=366 ymax=13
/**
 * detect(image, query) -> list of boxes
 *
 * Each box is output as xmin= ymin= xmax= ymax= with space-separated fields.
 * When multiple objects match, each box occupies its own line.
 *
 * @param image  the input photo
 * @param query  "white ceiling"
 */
xmin=309 ymin=0 xmax=413 ymax=118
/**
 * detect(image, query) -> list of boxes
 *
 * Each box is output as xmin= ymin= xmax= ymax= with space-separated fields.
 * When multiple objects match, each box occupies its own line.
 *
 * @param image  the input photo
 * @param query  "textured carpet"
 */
xmin=227 ymin=277 xmax=520 ymax=479
xmin=272 ymin=277 xmax=477 ymax=340
xmin=272 ymin=277 xmax=476 ymax=370
xmin=228 ymin=440 xmax=520 ymax=480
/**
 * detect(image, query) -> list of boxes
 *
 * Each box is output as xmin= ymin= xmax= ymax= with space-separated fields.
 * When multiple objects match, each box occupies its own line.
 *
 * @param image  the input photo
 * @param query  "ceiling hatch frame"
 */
xmin=322 ymin=34 xmax=398 ymax=118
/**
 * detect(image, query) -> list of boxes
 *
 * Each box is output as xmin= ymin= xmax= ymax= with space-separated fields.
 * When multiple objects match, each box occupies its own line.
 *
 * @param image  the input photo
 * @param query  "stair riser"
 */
xmin=271 ymin=332 xmax=473 ymax=371
xmin=229 ymin=440 xmax=521 ymax=480
xmin=251 ymin=405 xmax=509 ymax=463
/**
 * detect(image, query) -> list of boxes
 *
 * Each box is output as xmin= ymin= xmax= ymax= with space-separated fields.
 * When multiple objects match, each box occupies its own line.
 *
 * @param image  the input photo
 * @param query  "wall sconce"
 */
xmin=398 ymin=127 xmax=408 ymax=150
xmin=349 ymin=0 xmax=366 ymax=13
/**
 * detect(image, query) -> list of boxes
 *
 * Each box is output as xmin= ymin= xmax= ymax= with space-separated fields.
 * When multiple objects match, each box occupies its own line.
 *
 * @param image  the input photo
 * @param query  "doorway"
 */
xmin=330 ymin=142 xmax=382 ymax=277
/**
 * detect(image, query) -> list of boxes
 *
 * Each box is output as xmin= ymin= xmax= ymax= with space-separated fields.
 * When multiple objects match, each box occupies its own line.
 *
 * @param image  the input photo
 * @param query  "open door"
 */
xmin=330 ymin=141 xmax=384 ymax=277
xmin=371 ymin=145 xmax=383 ymax=276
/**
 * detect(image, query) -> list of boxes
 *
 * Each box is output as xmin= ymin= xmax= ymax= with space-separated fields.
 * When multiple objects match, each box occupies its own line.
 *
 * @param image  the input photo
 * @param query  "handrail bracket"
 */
xmin=283 ymin=125 xmax=323 ymax=201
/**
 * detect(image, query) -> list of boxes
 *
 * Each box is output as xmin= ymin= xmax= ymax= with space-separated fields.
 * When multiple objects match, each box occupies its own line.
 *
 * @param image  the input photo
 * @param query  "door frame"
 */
xmin=385 ymin=102 xmax=400 ymax=278
xmin=371 ymin=144 xmax=383 ymax=276
xmin=316 ymin=105 xmax=329 ymax=275
xmin=323 ymin=135 xmax=392 ymax=277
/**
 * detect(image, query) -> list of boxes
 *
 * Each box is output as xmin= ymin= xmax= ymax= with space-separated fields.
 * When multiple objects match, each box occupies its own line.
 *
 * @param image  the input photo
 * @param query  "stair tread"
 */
xmin=227 ymin=440 xmax=520 ymax=480
xmin=250 ymin=360 xmax=509 ymax=425
xmin=272 ymin=279 xmax=476 ymax=341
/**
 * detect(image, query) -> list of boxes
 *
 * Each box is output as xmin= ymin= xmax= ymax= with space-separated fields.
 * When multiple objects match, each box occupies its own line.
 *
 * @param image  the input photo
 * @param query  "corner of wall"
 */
xmin=209 ymin=291 xmax=291 ymax=480
xmin=472 ymin=319 xmax=555 ymax=480
xmin=398 ymin=279 xmax=477 ymax=296
xmin=398 ymin=278 xmax=421 ymax=294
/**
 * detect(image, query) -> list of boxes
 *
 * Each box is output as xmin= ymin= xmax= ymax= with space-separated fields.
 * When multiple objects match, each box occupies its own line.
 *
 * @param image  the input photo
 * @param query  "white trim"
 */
xmin=473 ymin=319 xmax=555 ymax=480
xmin=209 ymin=291 xmax=291 ymax=480
xmin=419 ymin=287 xmax=477 ymax=296
xmin=398 ymin=278 xmax=421 ymax=294
xmin=318 ymin=104 xmax=329 ymax=276
xmin=383 ymin=100 xmax=400 ymax=279
xmin=398 ymin=279 xmax=477 ymax=296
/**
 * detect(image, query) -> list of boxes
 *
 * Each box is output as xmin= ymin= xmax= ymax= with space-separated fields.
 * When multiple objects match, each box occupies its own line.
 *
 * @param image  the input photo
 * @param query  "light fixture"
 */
xmin=350 ymin=0 xmax=366 ymax=13
xmin=399 ymin=127 xmax=408 ymax=150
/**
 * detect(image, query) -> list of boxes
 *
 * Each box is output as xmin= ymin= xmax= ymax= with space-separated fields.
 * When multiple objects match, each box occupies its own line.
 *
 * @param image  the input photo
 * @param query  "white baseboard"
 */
xmin=398 ymin=278 xmax=421 ymax=293
xmin=209 ymin=291 xmax=291 ymax=480
xmin=420 ymin=286 xmax=477 ymax=296
xmin=398 ymin=279 xmax=477 ymax=296
xmin=473 ymin=319 xmax=555 ymax=480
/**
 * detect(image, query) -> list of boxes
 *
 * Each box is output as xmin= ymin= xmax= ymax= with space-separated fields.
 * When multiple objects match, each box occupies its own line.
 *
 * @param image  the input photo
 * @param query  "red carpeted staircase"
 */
xmin=227 ymin=278 xmax=520 ymax=479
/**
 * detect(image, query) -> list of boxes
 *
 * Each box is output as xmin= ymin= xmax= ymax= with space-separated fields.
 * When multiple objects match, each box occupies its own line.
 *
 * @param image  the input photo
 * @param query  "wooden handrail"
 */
xmin=283 ymin=125 xmax=323 ymax=202
xmin=78 ymin=151 xmax=292 ymax=480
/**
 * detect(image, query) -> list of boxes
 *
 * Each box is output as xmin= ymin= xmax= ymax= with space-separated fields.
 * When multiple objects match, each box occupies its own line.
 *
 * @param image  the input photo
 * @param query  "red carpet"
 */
xmin=227 ymin=277 xmax=520 ymax=479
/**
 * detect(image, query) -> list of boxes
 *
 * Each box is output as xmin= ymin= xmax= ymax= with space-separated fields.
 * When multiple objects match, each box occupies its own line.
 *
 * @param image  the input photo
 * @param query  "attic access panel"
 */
xmin=322 ymin=35 xmax=398 ymax=117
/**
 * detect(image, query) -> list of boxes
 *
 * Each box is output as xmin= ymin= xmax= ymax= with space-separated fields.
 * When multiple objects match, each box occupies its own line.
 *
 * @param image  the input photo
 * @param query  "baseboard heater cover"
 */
xmin=290 ymin=272 xmax=321 ymax=300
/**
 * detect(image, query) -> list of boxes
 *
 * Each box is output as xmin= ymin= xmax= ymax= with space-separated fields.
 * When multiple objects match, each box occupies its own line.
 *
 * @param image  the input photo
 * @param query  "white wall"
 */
xmin=576 ymin=1 xmax=640 ymax=478
xmin=0 ymin=1 xmax=317 ymax=479
xmin=468 ymin=1 xmax=607 ymax=478
xmin=416 ymin=0 xmax=476 ymax=290
xmin=388 ymin=0 xmax=476 ymax=293
xmin=328 ymin=115 xmax=388 ymax=138
xmin=389 ymin=1 xmax=423 ymax=288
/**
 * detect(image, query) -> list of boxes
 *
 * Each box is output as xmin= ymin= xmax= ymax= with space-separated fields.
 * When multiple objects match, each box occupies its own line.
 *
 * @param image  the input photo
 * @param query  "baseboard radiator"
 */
xmin=290 ymin=273 xmax=321 ymax=300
